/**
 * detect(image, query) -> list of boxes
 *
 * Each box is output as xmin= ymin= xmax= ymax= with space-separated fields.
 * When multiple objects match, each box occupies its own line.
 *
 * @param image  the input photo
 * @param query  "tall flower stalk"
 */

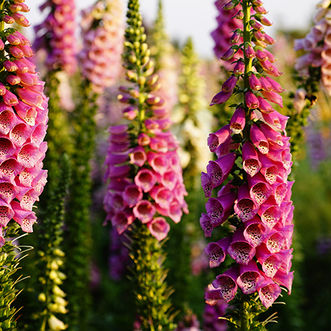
xmin=80 ymin=0 xmax=124 ymax=95
xmin=28 ymin=1 xmax=77 ymax=329
xmin=289 ymin=0 xmax=331 ymax=160
xmin=104 ymin=0 xmax=187 ymax=329
xmin=201 ymin=1 xmax=294 ymax=328
xmin=0 ymin=0 xmax=48 ymax=328
xmin=34 ymin=0 xmax=77 ymax=75
xmin=64 ymin=79 xmax=96 ymax=331
xmin=175 ymin=38 xmax=209 ymax=185
xmin=168 ymin=37 xmax=210 ymax=319
xmin=281 ymin=6 xmax=331 ymax=326
xmin=64 ymin=1 xmax=124 ymax=329
xmin=34 ymin=156 xmax=70 ymax=331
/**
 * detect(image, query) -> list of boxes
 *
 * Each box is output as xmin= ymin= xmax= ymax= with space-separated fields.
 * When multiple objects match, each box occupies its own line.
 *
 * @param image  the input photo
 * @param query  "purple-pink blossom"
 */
xmin=104 ymin=70 xmax=187 ymax=240
xmin=34 ymin=0 xmax=77 ymax=74
xmin=0 ymin=2 xmax=48 ymax=245
xmin=295 ymin=1 xmax=331 ymax=95
xmin=211 ymin=0 xmax=243 ymax=68
xmin=79 ymin=0 xmax=124 ymax=94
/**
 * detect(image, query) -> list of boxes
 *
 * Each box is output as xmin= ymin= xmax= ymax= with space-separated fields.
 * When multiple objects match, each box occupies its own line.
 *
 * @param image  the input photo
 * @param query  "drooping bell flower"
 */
xmin=0 ymin=1 xmax=48 ymax=245
xmin=201 ymin=0 xmax=294 ymax=313
xmin=34 ymin=0 xmax=77 ymax=74
xmin=79 ymin=0 xmax=124 ymax=94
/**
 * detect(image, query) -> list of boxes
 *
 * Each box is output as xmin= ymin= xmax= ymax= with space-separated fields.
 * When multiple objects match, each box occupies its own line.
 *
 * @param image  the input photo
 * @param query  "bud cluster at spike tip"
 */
xmin=211 ymin=0 xmax=243 ymax=67
xmin=294 ymin=0 xmax=331 ymax=95
xmin=34 ymin=0 xmax=77 ymax=75
xmin=104 ymin=0 xmax=188 ymax=241
xmin=79 ymin=0 xmax=124 ymax=94
xmin=0 ymin=0 xmax=48 ymax=245
xmin=202 ymin=0 xmax=294 ymax=309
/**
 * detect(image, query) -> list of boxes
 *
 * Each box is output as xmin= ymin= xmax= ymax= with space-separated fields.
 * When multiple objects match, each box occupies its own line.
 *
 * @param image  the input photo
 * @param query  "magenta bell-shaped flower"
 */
xmin=245 ymin=91 xmax=259 ymax=109
xmin=237 ymin=261 xmax=262 ymax=294
xmin=230 ymin=106 xmax=246 ymax=134
xmin=205 ymin=238 xmax=230 ymax=268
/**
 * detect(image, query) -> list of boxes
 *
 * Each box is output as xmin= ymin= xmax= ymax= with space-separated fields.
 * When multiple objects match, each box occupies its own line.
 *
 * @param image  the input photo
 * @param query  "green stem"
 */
xmin=124 ymin=1 xmax=176 ymax=329
xmin=239 ymin=2 xmax=254 ymax=331
xmin=0 ymin=1 xmax=5 ymax=31
xmin=240 ymin=301 xmax=250 ymax=331
xmin=0 ymin=223 xmax=20 ymax=330
xmin=131 ymin=223 xmax=175 ymax=331
xmin=243 ymin=0 xmax=252 ymax=88
xmin=64 ymin=80 xmax=97 ymax=330
xmin=40 ymin=315 xmax=46 ymax=331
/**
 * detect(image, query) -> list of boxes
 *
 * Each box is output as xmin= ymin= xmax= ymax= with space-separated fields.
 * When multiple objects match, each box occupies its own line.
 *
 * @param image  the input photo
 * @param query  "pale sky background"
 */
xmin=26 ymin=0 xmax=317 ymax=58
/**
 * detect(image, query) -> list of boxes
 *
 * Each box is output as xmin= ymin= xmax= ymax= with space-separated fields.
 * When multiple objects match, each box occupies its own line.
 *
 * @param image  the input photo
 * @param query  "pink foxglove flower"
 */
xmin=202 ymin=0 xmax=294 ymax=309
xmin=104 ymin=118 xmax=187 ymax=240
xmin=295 ymin=0 xmax=331 ymax=95
xmin=104 ymin=40 xmax=187 ymax=241
xmin=80 ymin=0 xmax=124 ymax=94
xmin=0 ymin=1 xmax=48 ymax=245
xmin=211 ymin=0 xmax=243 ymax=68
xmin=34 ymin=0 xmax=77 ymax=74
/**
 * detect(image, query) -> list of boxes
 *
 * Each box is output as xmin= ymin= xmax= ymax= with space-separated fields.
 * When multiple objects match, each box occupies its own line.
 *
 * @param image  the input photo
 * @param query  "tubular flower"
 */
xmin=201 ymin=0 xmax=294 ymax=311
xmin=211 ymin=0 xmax=243 ymax=67
xmin=294 ymin=0 xmax=331 ymax=95
xmin=80 ymin=0 xmax=124 ymax=94
xmin=104 ymin=5 xmax=187 ymax=241
xmin=0 ymin=1 xmax=48 ymax=245
xmin=33 ymin=0 xmax=77 ymax=74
